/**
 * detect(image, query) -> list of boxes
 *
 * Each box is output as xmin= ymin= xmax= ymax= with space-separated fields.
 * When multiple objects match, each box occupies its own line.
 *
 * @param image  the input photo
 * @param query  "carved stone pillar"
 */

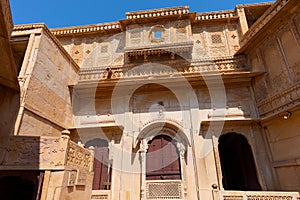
xmin=88 ymin=146 xmax=95 ymax=172
xmin=177 ymin=142 xmax=187 ymax=200
xmin=139 ymin=139 xmax=149 ymax=200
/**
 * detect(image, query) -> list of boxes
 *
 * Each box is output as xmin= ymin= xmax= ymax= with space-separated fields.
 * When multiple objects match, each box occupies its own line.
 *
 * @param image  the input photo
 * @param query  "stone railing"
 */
xmin=220 ymin=191 xmax=300 ymax=200
xmin=91 ymin=190 xmax=110 ymax=200
xmin=195 ymin=10 xmax=236 ymax=21
xmin=0 ymin=134 xmax=93 ymax=172
xmin=126 ymin=6 xmax=189 ymax=19
xmin=146 ymin=180 xmax=182 ymax=199
xmin=78 ymin=56 xmax=248 ymax=82
xmin=51 ymin=22 xmax=121 ymax=36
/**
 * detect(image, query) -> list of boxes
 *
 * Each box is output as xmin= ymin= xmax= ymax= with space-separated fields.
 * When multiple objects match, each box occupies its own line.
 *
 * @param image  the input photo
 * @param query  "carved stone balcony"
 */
xmin=78 ymin=55 xmax=248 ymax=82
xmin=0 ymin=135 xmax=93 ymax=172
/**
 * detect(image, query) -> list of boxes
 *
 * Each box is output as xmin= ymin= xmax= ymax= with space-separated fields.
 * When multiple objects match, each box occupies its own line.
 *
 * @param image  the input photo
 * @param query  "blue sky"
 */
xmin=10 ymin=0 xmax=273 ymax=28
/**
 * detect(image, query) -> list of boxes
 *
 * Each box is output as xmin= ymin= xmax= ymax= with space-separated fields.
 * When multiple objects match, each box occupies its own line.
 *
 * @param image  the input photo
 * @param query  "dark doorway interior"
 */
xmin=146 ymin=135 xmax=181 ymax=180
xmin=0 ymin=171 xmax=41 ymax=200
xmin=86 ymin=138 xmax=112 ymax=190
xmin=218 ymin=132 xmax=261 ymax=191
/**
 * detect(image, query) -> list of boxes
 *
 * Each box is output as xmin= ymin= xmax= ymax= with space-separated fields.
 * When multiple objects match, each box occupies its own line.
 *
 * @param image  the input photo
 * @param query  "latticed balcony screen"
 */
xmin=146 ymin=181 xmax=182 ymax=199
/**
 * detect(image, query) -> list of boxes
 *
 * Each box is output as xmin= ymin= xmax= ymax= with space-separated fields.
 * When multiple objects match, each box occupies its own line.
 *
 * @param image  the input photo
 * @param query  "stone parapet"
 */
xmin=51 ymin=22 xmax=121 ymax=37
xmin=0 ymin=135 xmax=93 ymax=172
xmin=126 ymin=6 xmax=189 ymax=19
xmin=195 ymin=10 xmax=237 ymax=22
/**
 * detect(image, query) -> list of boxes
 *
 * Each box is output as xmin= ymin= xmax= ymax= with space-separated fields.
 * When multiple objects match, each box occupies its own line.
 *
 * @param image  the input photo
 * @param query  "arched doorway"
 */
xmin=146 ymin=135 xmax=181 ymax=180
xmin=218 ymin=132 xmax=261 ymax=191
xmin=86 ymin=139 xmax=112 ymax=190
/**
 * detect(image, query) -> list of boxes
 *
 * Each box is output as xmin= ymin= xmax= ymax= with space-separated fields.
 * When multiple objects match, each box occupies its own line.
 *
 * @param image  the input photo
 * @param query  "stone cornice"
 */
xmin=236 ymin=0 xmax=293 ymax=54
xmin=13 ymin=23 xmax=80 ymax=72
xmin=50 ymin=22 xmax=121 ymax=37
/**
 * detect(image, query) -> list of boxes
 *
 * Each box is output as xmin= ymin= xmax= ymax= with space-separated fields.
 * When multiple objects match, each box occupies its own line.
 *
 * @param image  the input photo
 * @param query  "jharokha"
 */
xmin=1 ymin=0 xmax=300 ymax=199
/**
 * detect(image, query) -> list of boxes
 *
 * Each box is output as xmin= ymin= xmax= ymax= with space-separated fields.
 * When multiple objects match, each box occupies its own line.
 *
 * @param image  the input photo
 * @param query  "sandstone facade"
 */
xmin=1 ymin=0 xmax=300 ymax=200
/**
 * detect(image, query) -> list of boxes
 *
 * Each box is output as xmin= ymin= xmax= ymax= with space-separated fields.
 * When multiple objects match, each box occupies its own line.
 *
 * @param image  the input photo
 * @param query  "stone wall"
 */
xmin=245 ymin=1 xmax=300 ymax=192
xmin=0 ymin=85 xmax=19 ymax=162
xmin=18 ymin=30 xmax=78 ymax=136
xmin=58 ymin=33 xmax=125 ymax=68
xmin=192 ymin=22 xmax=240 ymax=59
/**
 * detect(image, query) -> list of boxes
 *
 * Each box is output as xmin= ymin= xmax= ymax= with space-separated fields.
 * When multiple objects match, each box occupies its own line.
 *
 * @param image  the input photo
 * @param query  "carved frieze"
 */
xmin=257 ymin=83 xmax=300 ymax=117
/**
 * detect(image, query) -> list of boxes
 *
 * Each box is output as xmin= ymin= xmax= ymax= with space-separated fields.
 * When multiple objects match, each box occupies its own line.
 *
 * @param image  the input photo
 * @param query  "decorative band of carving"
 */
xmin=78 ymin=56 xmax=247 ymax=82
xmin=257 ymin=83 xmax=300 ymax=116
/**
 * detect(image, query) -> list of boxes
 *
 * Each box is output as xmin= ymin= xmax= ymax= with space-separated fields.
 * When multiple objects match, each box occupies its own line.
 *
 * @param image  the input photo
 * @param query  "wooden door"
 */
xmin=146 ymin=135 xmax=181 ymax=180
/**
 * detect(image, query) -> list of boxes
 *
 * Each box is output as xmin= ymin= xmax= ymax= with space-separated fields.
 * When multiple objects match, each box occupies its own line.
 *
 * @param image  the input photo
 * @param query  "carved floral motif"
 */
xmin=66 ymin=141 xmax=92 ymax=171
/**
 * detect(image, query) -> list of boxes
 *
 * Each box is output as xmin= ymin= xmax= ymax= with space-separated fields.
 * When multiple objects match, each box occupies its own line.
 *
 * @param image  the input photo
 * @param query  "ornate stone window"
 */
xmin=150 ymin=25 xmax=165 ymax=42
xmin=211 ymin=34 xmax=222 ymax=44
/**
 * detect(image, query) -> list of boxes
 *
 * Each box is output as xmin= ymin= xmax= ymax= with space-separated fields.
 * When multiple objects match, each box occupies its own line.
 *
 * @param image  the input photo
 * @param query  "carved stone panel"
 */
xmin=3 ymin=136 xmax=68 ymax=169
xmin=279 ymin=29 xmax=300 ymax=81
